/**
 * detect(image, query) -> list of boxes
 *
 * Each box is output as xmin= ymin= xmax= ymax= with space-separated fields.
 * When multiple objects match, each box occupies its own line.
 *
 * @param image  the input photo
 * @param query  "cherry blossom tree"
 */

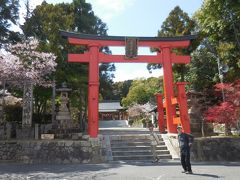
xmin=0 ymin=38 xmax=57 ymax=87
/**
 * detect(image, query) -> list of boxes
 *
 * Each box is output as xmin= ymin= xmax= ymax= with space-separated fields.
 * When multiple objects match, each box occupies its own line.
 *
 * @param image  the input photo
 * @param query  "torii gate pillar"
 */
xmin=162 ymin=46 xmax=177 ymax=133
xmin=88 ymin=44 xmax=100 ymax=137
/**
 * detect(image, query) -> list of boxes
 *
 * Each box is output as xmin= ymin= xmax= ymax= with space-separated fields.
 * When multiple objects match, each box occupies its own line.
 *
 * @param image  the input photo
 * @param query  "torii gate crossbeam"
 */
xmin=61 ymin=30 xmax=196 ymax=138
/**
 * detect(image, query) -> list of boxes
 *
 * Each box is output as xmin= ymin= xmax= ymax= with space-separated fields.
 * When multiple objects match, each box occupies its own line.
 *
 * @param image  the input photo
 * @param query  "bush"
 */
xmin=4 ymin=103 xmax=22 ymax=123
xmin=142 ymin=119 xmax=147 ymax=127
xmin=33 ymin=113 xmax=52 ymax=124
xmin=128 ymin=119 xmax=134 ymax=126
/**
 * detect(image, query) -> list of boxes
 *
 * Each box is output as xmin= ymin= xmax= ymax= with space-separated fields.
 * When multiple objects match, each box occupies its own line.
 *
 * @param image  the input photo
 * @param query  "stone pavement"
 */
xmin=0 ymin=160 xmax=239 ymax=180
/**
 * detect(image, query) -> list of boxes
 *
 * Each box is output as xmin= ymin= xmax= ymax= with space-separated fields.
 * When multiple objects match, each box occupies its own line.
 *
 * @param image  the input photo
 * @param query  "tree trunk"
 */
xmin=180 ymin=65 xmax=185 ymax=82
xmin=201 ymin=118 xmax=205 ymax=137
xmin=225 ymin=122 xmax=232 ymax=136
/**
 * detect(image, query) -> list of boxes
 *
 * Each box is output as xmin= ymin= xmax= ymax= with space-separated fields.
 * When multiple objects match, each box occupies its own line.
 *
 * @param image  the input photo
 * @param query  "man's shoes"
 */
xmin=186 ymin=171 xmax=193 ymax=174
xmin=152 ymin=158 xmax=160 ymax=163
xmin=182 ymin=170 xmax=187 ymax=173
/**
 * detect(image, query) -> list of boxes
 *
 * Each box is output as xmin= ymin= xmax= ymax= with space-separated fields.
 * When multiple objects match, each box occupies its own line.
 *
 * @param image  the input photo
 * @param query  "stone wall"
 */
xmin=191 ymin=137 xmax=240 ymax=161
xmin=167 ymin=135 xmax=240 ymax=162
xmin=0 ymin=137 xmax=108 ymax=164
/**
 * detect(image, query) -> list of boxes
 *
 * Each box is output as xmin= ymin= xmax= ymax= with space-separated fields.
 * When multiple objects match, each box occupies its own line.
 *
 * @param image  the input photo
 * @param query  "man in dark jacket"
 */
xmin=177 ymin=125 xmax=194 ymax=174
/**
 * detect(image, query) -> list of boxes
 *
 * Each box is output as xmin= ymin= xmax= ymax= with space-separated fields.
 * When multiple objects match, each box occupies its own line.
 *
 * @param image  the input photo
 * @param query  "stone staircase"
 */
xmin=109 ymin=134 xmax=172 ymax=161
xmin=99 ymin=120 xmax=129 ymax=128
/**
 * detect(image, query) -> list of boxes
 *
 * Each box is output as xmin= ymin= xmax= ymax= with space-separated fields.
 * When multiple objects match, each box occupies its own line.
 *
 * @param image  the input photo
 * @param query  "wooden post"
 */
xmin=88 ymin=44 xmax=100 ymax=138
xmin=176 ymin=82 xmax=191 ymax=133
xmin=162 ymin=47 xmax=177 ymax=133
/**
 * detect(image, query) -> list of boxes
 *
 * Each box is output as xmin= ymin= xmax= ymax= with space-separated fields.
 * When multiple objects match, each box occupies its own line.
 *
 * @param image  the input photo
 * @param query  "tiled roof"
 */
xmin=99 ymin=101 xmax=124 ymax=112
xmin=60 ymin=30 xmax=197 ymax=41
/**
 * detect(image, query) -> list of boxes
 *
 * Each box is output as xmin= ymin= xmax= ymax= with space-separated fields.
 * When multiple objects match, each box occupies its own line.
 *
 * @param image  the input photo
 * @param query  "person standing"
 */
xmin=148 ymin=122 xmax=160 ymax=163
xmin=177 ymin=125 xmax=194 ymax=174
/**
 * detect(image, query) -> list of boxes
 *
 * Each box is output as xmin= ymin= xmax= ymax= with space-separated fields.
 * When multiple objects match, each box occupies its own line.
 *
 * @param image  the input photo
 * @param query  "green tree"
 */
xmin=195 ymin=0 xmax=240 ymax=47
xmin=122 ymin=77 xmax=163 ymax=107
xmin=147 ymin=6 xmax=196 ymax=81
xmin=0 ymin=0 xmax=20 ymax=45
xmin=99 ymin=63 xmax=116 ymax=100
xmin=158 ymin=6 xmax=195 ymax=37
xmin=185 ymin=47 xmax=218 ymax=91
xmin=194 ymin=0 xmax=240 ymax=82
xmin=21 ymin=0 xmax=115 ymax=122
xmin=112 ymin=80 xmax=133 ymax=101
xmin=22 ymin=1 xmax=74 ymax=121
xmin=58 ymin=0 xmax=115 ymax=102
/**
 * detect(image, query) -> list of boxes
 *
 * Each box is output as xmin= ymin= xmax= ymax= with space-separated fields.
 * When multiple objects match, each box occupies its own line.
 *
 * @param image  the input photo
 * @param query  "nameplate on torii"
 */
xmin=125 ymin=37 xmax=138 ymax=59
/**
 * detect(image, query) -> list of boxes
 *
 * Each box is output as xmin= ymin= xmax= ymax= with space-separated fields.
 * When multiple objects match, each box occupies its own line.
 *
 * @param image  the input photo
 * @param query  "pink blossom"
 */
xmin=0 ymin=38 xmax=57 ymax=87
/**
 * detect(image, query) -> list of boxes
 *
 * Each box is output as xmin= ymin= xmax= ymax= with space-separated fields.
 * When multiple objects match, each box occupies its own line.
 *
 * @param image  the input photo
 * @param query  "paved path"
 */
xmin=0 ymin=160 xmax=239 ymax=180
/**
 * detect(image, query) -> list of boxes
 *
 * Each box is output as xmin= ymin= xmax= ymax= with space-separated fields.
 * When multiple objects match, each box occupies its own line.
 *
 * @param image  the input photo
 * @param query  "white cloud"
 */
xmin=18 ymin=0 xmax=136 ymax=23
xmin=86 ymin=0 xmax=136 ymax=21
xmin=29 ymin=0 xmax=43 ymax=7
xmin=114 ymin=66 xmax=163 ymax=82
xmin=19 ymin=0 xmax=43 ymax=24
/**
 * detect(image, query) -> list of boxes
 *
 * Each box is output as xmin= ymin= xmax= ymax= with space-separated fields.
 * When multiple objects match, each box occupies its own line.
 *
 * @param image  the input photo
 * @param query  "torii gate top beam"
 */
xmin=60 ymin=30 xmax=197 ymax=48
xmin=60 ymin=30 xmax=197 ymax=64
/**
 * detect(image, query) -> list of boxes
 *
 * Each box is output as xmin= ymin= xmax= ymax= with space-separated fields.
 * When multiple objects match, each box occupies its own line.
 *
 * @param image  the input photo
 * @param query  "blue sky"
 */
xmin=22 ymin=0 xmax=203 ymax=82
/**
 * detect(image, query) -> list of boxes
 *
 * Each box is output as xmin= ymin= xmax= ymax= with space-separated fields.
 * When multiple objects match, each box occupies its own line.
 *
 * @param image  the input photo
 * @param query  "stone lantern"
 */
xmin=56 ymin=82 xmax=72 ymax=129
xmin=188 ymin=90 xmax=213 ymax=136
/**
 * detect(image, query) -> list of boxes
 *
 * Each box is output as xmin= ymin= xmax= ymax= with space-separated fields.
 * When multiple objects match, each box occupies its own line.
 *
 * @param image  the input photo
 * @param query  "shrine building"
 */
xmin=99 ymin=101 xmax=128 ymax=121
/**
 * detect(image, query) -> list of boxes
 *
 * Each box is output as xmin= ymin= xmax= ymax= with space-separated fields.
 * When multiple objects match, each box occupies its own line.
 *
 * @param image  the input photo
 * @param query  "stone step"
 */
xmin=111 ymin=145 xmax=168 ymax=151
xmin=111 ymin=141 xmax=166 ymax=147
xmin=108 ymin=132 xmax=172 ymax=162
xmin=112 ymin=150 xmax=152 ymax=156
xmin=100 ymin=127 xmax=163 ymax=135
xmin=112 ymin=154 xmax=172 ymax=161
xmin=111 ymin=141 xmax=151 ymax=147
xmin=99 ymin=120 xmax=129 ymax=128
xmin=110 ymin=135 xmax=152 ymax=140
xmin=111 ymin=137 xmax=164 ymax=142
xmin=112 ymin=150 xmax=170 ymax=156
xmin=111 ymin=139 xmax=151 ymax=144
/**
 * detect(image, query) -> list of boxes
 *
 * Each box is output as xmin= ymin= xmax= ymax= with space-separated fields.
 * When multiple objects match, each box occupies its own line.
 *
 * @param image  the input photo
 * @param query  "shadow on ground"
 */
xmin=0 ymin=163 xmax=121 ymax=174
xmin=0 ymin=160 xmax=239 ymax=175
xmin=189 ymin=173 xmax=220 ymax=178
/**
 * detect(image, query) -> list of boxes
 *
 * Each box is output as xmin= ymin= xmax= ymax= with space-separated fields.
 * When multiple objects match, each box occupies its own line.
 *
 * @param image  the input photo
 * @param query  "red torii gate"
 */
xmin=60 ymin=30 xmax=196 ymax=137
